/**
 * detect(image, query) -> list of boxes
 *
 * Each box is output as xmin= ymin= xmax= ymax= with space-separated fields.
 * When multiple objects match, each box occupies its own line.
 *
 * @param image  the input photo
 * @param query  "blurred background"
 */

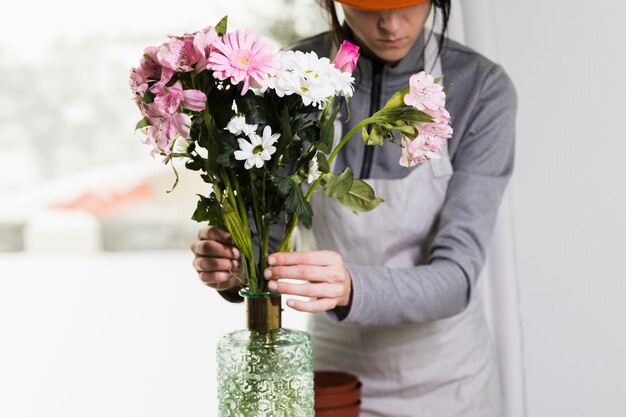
xmin=1 ymin=0 xmax=625 ymax=416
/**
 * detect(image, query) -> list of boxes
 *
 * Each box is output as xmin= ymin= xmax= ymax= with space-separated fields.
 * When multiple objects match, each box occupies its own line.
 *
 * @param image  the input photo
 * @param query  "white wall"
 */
xmin=491 ymin=0 xmax=626 ymax=416
xmin=0 ymin=252 xmax=308 ymax=417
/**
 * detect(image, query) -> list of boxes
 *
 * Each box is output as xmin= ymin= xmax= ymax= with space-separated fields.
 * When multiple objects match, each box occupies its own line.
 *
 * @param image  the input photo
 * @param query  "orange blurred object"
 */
xmin=335 ymin=0 xmax=429 ymax=11
xmin=51 ymin=182 xmax=152 ymax=217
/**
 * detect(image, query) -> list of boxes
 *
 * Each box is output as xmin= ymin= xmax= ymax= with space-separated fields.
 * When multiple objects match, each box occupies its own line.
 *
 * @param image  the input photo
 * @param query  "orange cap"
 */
xmin=335 ymin=0 xmax=430 ymax=11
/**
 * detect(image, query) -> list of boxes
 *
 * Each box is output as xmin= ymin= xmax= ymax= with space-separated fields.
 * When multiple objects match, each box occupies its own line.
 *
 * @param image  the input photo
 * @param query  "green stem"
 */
xmin=327 ymin=117 xmax=375 ymax=165
xmin=223 ymin=171 xmax=256 ymax=288
xmin=250 ymin=173 xmax=265 ymax=291
xmin=212 ymin=178 xmax=224 ymax=203
xmin=276 ymin=117 xmax=376 ymax=252
xmin=260 ymin=219 xmax=271 ymax=292
xmin=232 ymin=173 xmax=248 ymax=231
xmin=262 ymin=170 xmax=267 ymax=215
xmin=319 ymin=96 xmax=334 ymax=124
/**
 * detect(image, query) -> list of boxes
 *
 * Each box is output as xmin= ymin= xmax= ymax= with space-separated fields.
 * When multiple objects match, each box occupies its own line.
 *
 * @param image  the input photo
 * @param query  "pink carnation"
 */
xmin=207 ymin=30 xmax=279 ymax=95
xmin=404 ymin=71 xmax=446 ymax=111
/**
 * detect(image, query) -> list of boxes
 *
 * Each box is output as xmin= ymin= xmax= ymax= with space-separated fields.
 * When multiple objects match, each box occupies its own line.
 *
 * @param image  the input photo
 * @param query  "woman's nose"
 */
xmin=378 ymin=11 xmax=402 ymax=34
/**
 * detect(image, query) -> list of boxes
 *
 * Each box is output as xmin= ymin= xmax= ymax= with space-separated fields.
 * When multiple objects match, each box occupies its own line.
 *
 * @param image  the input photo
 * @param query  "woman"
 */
xmin=191 ymin=0 xmax=516 ymax=415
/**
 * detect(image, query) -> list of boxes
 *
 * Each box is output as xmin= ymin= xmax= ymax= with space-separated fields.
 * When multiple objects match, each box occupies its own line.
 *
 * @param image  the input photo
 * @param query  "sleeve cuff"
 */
xmin=217 ymin=287 xmax=244 ymax=303
xmin=325 ymin=263 xmax=366 ymax=323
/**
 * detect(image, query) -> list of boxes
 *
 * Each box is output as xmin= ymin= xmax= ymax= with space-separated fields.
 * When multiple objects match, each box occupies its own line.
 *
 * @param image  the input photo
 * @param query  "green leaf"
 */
xmin=399 ymin=109 xmax=434 ymax=123
xmin=214 ymin=129 xmax=239 ymax=168
xmin=166 ymin=162 xmax=180 ymax=193
xmin=376 ymin=107 xmax=433 ymax=124
xmin=361 ymin=126 xmax=370 ymax=144
xmin=185 ymin=155 xmax=204 ymax=171
xmin=365 ymin=125 xmax=384 ymax=146
xmin=382 ymin=86 xmax=410 ymax=110
xmin=344 ymin=97 xmax=351 ymax=122
xmin=276 ymin=175 xmax=313 ymax=228
xmin=134 ymin=117 xmax=150 ymax=131
xmin=216 ymin=153 xmax=236 ymax=168
xmin=235 ymin=93 xmax=267 ymax=125
xmin=207 ymin=84 xmax=236 ymax=128
xmin=274 ymin=176 xmax=294 ymax=197
xmin=338 ymin=179 xmax=384 ymax=213
xmin=323 ymin=167 xmax=353 ymax=199
xmin=202 ymin=108 xmax=213 ymax=133
xmin=191 ymin=194 xmax=224 ymax=227
xmin=318 ymin=105 xmax=340 ymax=154
xmin=191 ymin=195 xmax=211 ymax=223
xmin=278 ymin=103 xmax=293 ymax=144
xmin=291 ymin=150 xmax=316 ymax=182
xmin=286 ymin=185 xmax=313 ymax=229
xmin=316 ymin=152 xmax=330 ymax=174
xmin=393 ymin=124 xmax=417 ymax=136
xmin=215 ymin=16 xmax=228 ymax=36
xmin=141 ymin=91 xmax=155 ymax=104
xmin=296 ymin=123 xmax=320 ymax=144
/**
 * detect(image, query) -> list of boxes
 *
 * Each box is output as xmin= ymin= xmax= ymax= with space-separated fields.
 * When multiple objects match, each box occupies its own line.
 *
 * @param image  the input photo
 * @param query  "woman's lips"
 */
xmin=379 ymin=38 xmax=405 ymax=47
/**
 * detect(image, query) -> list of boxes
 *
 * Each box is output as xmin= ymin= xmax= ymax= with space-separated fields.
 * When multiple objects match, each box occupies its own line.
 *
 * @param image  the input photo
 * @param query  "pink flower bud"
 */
xmin=332 ymin=41 xmax=360 ymax=73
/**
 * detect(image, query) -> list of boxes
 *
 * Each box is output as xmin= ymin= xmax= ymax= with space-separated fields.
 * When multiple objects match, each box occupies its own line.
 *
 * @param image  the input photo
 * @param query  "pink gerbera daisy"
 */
xmin=207 ymin=30 xmax=279 ymax=95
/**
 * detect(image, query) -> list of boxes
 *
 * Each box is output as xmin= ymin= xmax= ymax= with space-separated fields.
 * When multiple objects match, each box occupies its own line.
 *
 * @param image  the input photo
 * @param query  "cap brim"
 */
xmin=335 ymin=0 xmax=430 ymax=11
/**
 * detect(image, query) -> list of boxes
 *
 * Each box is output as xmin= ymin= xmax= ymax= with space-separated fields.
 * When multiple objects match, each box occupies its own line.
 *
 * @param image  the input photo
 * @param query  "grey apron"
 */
xmin=297 ymin=37 xmax=503 ymax=417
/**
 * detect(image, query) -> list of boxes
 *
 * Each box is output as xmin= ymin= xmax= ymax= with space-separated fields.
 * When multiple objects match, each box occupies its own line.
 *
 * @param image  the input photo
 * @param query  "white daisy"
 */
xmin=272 ymin=50 xmax=337 ymax=109
xmin=172 ymin=136 xmax=192 ymax=154
xmin=226 ymin=115 xmax=258 ymax=137
xmin=330 ymin=70 xmax=355 ymax=98
xmin=234 ymin=125 xmax=280 ymax=169
xmin=307 ymin=155 xmax=321 ymax=184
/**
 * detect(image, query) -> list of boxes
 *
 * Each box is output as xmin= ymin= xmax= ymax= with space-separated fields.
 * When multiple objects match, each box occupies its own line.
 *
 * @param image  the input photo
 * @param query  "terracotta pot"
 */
xmin=314 ymin=371 xmax=362 ymax=414
xmin=314 ymin=401 xmax=361 ymax=417
xmin=315 ymin=382 xmax=361 ymax=409
xmin=314 ymin=371 xmax=360 ymax=395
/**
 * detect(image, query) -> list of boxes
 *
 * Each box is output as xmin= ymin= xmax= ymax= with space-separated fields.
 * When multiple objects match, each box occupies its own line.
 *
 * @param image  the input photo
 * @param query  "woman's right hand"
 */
xmin=191 ymin=226 xmax=242 ymax=291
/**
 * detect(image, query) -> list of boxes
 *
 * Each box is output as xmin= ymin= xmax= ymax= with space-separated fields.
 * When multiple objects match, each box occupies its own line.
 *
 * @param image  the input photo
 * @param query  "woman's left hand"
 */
xmin=264 ymin=250 xmax=352 ymax=313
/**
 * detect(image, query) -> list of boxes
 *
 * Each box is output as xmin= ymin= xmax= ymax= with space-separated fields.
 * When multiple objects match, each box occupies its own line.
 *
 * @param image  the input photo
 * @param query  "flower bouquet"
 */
xmin=130 ymin=16 xmax=451 ymax=417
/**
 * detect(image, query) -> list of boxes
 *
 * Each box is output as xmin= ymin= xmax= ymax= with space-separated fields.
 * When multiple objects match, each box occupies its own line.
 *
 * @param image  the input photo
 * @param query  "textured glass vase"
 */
xmin=217 ymin=290 xmax=314 ymax=417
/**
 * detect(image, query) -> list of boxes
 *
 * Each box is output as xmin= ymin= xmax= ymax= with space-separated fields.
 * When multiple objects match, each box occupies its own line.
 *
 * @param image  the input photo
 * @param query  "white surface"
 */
xmin=491 ymin=1 xmax=626 ymax=416
xmin=24 ymin=210 xmax=101 ymax=253
xmin=0 ymin=251 xmax=308 ymax=417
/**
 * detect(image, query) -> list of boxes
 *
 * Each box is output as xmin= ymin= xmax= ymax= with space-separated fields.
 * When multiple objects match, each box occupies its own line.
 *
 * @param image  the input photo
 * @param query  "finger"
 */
xmin=192 ymin=239 xmax=240 ymax=259
xmin=268 ymin=281 xmax=342 ymax=299
xmin=264 ymin=265 xmax=337 ymax=283
xmin=194 ymin=256 xmax=240 ymax=272
xmin=286 ymin=297 xmax=337 ymax=313
xmin=199 ymin=271 xmax=237 ymax=287
xmin=198 ymin=226 xmax=232 ymax=243
xmin=268 ymin=250 xmax=341 ymax=267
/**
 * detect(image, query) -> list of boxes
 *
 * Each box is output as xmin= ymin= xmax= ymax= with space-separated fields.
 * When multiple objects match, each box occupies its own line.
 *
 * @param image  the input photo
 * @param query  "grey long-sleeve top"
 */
xmin=219 ymin=32 xmax=517 ymax=326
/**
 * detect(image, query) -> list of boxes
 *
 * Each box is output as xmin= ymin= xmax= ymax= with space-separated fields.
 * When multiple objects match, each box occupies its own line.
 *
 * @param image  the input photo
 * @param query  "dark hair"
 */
xmin=318 ymin=0 xmax=451 ymax=56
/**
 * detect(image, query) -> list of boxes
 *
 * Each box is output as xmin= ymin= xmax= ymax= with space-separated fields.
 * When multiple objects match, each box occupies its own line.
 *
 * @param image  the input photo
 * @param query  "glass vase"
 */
xmin=216 ymin=290 xmax=314 ymax=417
